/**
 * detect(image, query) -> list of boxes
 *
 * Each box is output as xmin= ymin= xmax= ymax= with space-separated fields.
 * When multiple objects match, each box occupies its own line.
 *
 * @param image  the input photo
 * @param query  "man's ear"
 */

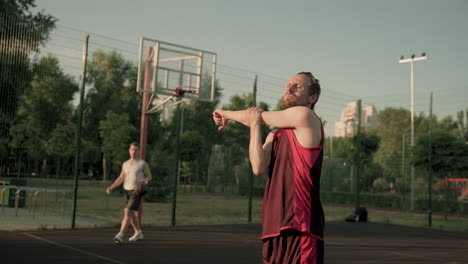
xmin=308 ymin=94 xmax=318 ymax=105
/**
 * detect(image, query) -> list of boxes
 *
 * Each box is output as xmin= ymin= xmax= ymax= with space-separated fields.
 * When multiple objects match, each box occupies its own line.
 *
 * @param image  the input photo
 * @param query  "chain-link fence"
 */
xmin=1 ymin=14 xmax=466 ymax=231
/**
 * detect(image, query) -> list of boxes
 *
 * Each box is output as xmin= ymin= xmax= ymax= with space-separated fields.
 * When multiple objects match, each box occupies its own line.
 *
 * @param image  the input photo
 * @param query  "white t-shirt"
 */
xmin=122 ymin=159 xmax=145 ymax=191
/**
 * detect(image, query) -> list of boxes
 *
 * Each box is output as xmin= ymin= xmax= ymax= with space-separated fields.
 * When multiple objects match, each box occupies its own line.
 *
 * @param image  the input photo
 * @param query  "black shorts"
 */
xmin=124 ymin=190 xmax=143 ymax=212
xmin=262 ymin=229 xmax=324 ymax=264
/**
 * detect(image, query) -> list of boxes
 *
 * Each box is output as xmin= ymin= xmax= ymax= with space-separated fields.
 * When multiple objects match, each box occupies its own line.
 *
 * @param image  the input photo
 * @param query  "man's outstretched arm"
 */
xmin=213 ymin=106 xmax=313 ymax=130
xmin=212 ymin=109 xmax=251 ymax=130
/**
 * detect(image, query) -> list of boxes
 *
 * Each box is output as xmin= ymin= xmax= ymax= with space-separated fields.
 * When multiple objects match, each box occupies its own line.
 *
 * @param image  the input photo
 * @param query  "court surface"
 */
xmin=1 ymin=221 xmax=467 ymax=264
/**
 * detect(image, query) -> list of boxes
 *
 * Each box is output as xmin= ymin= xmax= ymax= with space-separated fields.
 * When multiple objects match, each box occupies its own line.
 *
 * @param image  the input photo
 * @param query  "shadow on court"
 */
xmin=1 ymin=222 xmax=467 ymax=264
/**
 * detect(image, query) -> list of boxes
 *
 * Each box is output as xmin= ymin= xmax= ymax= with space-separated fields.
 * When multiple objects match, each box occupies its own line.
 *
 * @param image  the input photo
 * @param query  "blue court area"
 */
xmin=1 ymin=222 xmax=467 ymax=264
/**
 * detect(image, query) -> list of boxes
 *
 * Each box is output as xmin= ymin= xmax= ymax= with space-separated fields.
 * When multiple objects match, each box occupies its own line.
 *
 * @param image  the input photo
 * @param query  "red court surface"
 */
xmin=1 ymin=222 xmax=467 ymax=263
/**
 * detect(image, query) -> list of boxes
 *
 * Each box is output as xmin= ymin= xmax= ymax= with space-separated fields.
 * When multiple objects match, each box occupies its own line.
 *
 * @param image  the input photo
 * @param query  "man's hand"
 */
xmin=134 ymin=180 xmax=145 ymax=195
xmin=213 ymin=109 xmax=228 ymax=130
xmin=245 ymin=107 xmax=264 ymax=127
xmin=106 ymin=186 xmax=112 ymax=195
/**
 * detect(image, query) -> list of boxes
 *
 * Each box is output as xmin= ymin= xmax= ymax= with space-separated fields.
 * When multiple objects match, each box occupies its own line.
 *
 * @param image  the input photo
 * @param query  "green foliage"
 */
xmin=180 ymin=130 xmax=204 ymax=162
xmin=455 ymin=109 xmax=468 ymax=142
xmin=9 ymin=55 xmax=78 ymax=159
xmin=145 ymin=178 xmax=170 ymax=202
xmin=412 ymin=129 xmax=468 ymax=176
xmin=46 ymin=122 xmax=75 ymax=158
xmin=83 ymin=50 xmax=138 ymax=143
xmin=0 ymin=0 xmax=56 ymax=150
xmin=275 ymin=98 xmax=285 ymax=111
xmin=82 ymin=50 xmax=140 ymax=178
xmin=229 ymin=143 xmax=246 ymax=166
xmin=372 ymin=177 xmax=389 ymax=192
xmin=320 ymin=191 xmax=468 ymax=214
xmin=352 ymin=132 xmax=380 ymax=167
xmin=329 ymin=136 xmax=353 ymax=162
xmin=146 ymin=144 xmax=174 ymax=202
xmin=79 ymin=138 xmax=101 ymax=167
xmin=99 ymin=111 xmax=136 ymax=173
xmin=416 ymin=198 xmax=468 ymax=215
xmin=373 ymin=107 xmax=411 ymax=179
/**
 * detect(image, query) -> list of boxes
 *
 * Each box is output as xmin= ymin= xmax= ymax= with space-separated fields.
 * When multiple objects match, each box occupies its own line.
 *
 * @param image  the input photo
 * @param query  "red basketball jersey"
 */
xmin=261 ymin=119 xmax=325 ymax=241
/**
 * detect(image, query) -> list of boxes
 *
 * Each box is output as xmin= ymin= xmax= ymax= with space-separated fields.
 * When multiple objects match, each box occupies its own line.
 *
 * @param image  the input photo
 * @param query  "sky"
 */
xmin=34 ymin=0 xmax=468 ymax=136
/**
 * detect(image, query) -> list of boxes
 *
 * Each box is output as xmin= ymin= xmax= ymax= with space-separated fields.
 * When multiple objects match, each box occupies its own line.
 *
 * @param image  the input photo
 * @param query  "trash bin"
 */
xmin=0 ymin=180 xmax=9 ymax=205
xmin=4 ymin=179 xmax=27 ymax=208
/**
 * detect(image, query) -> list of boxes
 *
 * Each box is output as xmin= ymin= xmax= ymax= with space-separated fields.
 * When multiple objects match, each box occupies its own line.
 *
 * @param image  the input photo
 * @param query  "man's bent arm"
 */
xmin=249 ymin=121 xmax=264 ymax=175
xmin=250 ymin=128 xmax=273 ymax=175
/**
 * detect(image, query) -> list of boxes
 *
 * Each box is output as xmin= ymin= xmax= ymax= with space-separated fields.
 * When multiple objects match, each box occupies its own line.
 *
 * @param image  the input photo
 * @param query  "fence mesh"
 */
xmin=1 ymin=14 xmax=466 ymax=231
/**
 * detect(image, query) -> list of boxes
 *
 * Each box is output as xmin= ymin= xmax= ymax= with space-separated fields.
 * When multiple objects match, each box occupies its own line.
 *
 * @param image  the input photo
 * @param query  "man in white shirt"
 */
xmin=106 ymin=142 xmax=152 ymax=243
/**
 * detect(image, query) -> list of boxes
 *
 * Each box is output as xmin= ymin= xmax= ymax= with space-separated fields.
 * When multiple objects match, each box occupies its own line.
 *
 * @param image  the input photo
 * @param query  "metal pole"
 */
xmin=139 ymin=47 xmax=153 ymax=160
xmin=428 ymin=92 xmax=433 ymax=226
xmin=171 ymin=102 xmax=181 ymax=226
xmin=402 ymin=134 xmax=406 ymax=208
xmin=399 ymin=53 xmax=427 ymax=210
xmin=354 ymin=99 xmax=361 ymax=209
xmin=253 ymin=75 xmax=257 ymax=107
xmin=248 ymin=74 xmax=257 ymax=223
xmin=410 ymin=60 xmax=415 ymax=210
xmin=171 ymin=60 xmax=184 ymax=226
xmin=71 ymin=34 xmax=89 ymax=229
xmin=330 ymin=136 xmax=334 ymax=192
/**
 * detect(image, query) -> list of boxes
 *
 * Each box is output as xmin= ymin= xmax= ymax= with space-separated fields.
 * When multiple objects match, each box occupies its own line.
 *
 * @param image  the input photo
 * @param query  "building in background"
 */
xmin=334 ymin=101 xmax=378 ymax=138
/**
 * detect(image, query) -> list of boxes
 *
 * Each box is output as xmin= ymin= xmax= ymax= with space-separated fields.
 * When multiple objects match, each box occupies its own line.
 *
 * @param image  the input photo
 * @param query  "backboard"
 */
xmin=136 ymin=37 xmax=217 ymax=102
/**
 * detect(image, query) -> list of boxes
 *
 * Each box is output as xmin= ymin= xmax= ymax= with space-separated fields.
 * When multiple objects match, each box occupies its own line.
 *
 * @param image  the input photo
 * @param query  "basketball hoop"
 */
xmin=173 ymin=86 xmax=199 ymax=97
xmin=146 ymin=86 xmax=196 ymax=114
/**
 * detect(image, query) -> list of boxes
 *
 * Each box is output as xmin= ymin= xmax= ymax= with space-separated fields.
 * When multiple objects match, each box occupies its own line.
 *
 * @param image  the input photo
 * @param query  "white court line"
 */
xmin=23 ymin=233 xmax=125 ymax=264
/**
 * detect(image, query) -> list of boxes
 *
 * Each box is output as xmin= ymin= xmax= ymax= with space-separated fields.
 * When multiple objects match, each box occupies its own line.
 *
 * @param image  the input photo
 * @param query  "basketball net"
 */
xmin=145 ymin=86 xmax=198 ymax=114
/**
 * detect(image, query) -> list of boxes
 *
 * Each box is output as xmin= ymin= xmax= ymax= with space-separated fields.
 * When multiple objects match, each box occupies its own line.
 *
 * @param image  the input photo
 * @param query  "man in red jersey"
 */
xmin=213 ymin=72 xmax=324 ymax=264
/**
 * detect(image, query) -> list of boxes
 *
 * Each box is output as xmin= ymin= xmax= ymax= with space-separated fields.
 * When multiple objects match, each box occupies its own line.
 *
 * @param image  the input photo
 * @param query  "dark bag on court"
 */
xmin=345 ymin=207 xmax=368 ymax=222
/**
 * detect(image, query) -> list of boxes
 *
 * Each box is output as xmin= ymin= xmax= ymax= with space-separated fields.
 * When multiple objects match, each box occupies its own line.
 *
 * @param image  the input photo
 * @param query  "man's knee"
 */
xmin=124 ymin=208 xmax=133 ymax=216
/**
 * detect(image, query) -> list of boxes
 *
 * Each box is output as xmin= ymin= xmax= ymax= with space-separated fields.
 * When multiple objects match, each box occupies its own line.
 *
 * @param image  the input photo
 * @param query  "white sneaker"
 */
xmin=129 ymin=231 xmax=144 ymax=242
xmin=113 ymin=233 xmax=124 ymax=244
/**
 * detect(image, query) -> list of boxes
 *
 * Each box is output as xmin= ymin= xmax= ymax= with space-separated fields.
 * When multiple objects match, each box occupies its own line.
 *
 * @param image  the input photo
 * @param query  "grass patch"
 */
xmin=3 ymin=178 xmax=467 ymax=232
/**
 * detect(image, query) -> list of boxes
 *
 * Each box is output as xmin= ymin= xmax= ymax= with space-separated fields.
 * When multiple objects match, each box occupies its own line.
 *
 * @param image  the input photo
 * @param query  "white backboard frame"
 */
xmin=136 ymin=37 xmax=217 ymax=102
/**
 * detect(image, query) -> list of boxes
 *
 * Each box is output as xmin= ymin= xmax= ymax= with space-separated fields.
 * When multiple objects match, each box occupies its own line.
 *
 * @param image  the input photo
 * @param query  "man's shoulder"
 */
xmin=138 ymin=159 xmax=148 ymax=166
xmin=291 ymin=107 xmax=321 ymax=129
xmin=285 ymin=106 xmax=316 ymax=121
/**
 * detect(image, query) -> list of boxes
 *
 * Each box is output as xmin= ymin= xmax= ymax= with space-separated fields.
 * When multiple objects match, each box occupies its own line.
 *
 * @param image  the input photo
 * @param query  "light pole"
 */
xmin=399 ymin=53 xmax=428 ymax=210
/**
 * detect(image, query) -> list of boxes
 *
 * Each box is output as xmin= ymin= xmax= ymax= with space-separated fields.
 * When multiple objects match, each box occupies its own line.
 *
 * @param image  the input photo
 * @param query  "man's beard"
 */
xmin=283 ymin=96 xmax=298 ymax=109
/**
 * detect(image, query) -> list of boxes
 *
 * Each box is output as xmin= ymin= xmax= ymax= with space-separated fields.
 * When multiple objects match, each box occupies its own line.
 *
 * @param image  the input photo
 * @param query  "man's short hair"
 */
xmin=298 ymin=72 xmax=321 ymax=110
xmin=129 ymin=142 xmax=139 ymax=148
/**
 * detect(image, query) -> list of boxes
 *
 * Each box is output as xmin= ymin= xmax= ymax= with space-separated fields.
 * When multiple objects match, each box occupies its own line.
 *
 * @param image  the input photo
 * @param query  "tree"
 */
xmin=169 ymin=74 xmax=224 ymax=185
xmin=83 ymin=50 xmax=139 ymax=177
xmin=9 ymin=55 xmax=78 ymax=174
xmin=373 ymin=107 xmax=411 ymax=181
xmin=412 ymin=130 xmax=468 ymax=178
xmin=353 ymin=132 xmax=380 ymax=191
xmin=353 ymin=132 xmax=380 ymax=168
xmin=180 ymin=130 xmax=204 ymax=162
xmin=1 ymin=0 xmax=56 ymax=171
xmin=99 ymin=111 xmax=136 ymax=180
xmin=46 ymin=122 xmax=75 ymax=177
xmin=0 ymin=0 xmax=56 ymax=116
xmin=146 ymin=143 xmax=173 ymax=202
xmin=455 ymin=109 xmax=468 ymax=142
